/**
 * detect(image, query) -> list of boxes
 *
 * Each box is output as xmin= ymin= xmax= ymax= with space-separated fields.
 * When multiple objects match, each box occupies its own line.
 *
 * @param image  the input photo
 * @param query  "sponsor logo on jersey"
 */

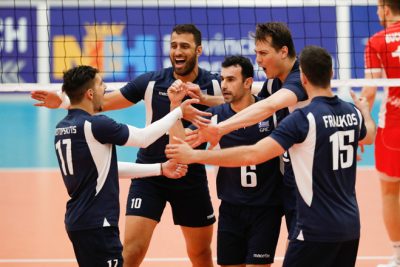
xmin=258 ymin=121 xmax=270 ymax=132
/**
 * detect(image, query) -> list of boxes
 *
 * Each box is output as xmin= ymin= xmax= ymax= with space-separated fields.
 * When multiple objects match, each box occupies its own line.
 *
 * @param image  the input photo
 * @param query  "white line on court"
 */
xmin=0 ymin=256 xmax=392 ymax=263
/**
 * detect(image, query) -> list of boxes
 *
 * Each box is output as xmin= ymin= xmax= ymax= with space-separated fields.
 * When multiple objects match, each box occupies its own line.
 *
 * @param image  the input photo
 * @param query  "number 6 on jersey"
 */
xmin=241 ymin=165 xmax=257 ymax=187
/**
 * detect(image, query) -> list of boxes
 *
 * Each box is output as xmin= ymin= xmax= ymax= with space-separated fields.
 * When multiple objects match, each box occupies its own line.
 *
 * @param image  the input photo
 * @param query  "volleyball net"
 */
xmin=0 ymin=0 xmax=399 ymax=93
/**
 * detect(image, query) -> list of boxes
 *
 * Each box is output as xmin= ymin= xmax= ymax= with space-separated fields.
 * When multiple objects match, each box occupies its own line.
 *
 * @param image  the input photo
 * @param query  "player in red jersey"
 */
xmin=361 ymin=1 xmax=400 ymax=266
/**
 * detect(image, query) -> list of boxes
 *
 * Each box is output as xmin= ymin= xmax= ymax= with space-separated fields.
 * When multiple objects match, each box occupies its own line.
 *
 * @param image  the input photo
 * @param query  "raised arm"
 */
xmin=165 ymin=136 xmax=285 ymax=167
xmin=102 ymin=90 xmax=134 ymax=111
xmin=185 ymin=82 xmax=224 ymax=107
xmin=117 ymin=161 xmax=187 ymax=179
xmin=167 ymin=80 xmax=188 ymax=144
xmin=350 ymin=91 xmax=376 ymax=145
xmin=123 ymin=98 xmax=207 ymax=148
xmin=31 ymin=88 xmax=134 ymax=111
xmin=218 ymin=88 xmax=297 ymax=134
xmin=360 ymin=71 xmax=381 ymax=110
xmin=191 ymin=88 xmax=298 ymax=148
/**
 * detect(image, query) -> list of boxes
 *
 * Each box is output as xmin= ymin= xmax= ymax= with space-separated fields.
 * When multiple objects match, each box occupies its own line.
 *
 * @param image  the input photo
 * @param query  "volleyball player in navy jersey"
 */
xmin=33 ymin=24 xmax=223 ymax=267
xmin=166 ymin=46 xmax=376 ymax=267
xmin=55 ymin=65 xmax=209 ymax=266
xmin=189 ymin=22 xmax=308 ymax=240
xmin=168 ymin=55 xmax=283 ymax=267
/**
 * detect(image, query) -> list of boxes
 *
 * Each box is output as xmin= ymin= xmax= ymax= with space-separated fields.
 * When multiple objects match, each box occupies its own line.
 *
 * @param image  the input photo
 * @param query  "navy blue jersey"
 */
xmin=270 ymin=96 xmax=367 ymax=242
xmin=120 ymin=67 xmax=221 ymax=188
xmin=208 ymin=96 xmax=283 ymax=207
xmin=258 ymin=59 xmax=307 ymax=187
xmin=258 ymin=60 xmax=307 ymax=104
xmin=55 ymin=109 xmax=130 ymax=231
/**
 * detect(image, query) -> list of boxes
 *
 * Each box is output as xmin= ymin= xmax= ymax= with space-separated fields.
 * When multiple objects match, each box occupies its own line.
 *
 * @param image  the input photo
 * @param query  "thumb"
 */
xmin=183 ymin=98 xmax=200 ymax=106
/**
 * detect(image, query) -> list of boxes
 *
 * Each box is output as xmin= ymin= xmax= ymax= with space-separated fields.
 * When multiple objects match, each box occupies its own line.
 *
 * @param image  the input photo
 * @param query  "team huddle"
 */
xmin=30 ymin=0 xmax=400 ymax=266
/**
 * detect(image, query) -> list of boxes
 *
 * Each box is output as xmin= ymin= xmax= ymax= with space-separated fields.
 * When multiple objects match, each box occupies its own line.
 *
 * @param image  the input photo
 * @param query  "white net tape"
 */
xmin=1 ymin=79 xmax=399 ymax=93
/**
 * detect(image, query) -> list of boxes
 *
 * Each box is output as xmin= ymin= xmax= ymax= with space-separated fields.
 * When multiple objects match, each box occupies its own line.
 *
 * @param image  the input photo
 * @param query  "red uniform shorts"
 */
xmin=375 ymin=127 xmax=400 ymax=178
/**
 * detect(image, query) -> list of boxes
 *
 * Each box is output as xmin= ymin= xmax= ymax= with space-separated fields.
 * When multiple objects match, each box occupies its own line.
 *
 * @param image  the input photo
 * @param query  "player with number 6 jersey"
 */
xmin=166 ymin=46 xmax=376 ymax=267
xmin=177 ymin=56 xmax=283 ymax=266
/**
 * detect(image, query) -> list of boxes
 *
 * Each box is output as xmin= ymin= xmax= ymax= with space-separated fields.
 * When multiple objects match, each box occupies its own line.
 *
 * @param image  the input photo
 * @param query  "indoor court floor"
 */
xmin=0 ymin=168 xmax=393 ymax=267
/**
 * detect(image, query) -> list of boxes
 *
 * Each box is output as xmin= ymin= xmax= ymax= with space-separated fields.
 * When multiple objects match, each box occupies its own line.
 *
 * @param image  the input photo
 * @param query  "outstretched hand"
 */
xmin=165 ymin=137 xmax=196 ymax=164
xmin=185 ymin=124 xmax=221 ymax=149
xmin=180 ymin=99 xmax=212 ymax=127
xmin=167 ymin=79 xmax=186 ymax=105
xmin=350 ymin=90 xmax=369 ymax=114
xmin=185 ymin=82 xmax=203 ymax=102
xmin=31 ymin=90 xmax=62 ymax=109
xmin=161 ymin=159 xmax=188 ymax=179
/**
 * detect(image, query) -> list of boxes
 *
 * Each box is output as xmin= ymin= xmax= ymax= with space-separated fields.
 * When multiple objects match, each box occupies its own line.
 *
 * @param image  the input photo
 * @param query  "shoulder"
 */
xmin=88 ymin=114 xmax=117 ymax=128
xmin=288 ymin=60 xmax=301 ymax=80
xmin=367 ymin=29 xmax=386 ymax=47
xmin=198 ymin=68 xmax=221 ymax=83
xmin=135 ymin=68 xmax=170 ymax=83
xmin=131 ymin=68 xmax=173 ymax=83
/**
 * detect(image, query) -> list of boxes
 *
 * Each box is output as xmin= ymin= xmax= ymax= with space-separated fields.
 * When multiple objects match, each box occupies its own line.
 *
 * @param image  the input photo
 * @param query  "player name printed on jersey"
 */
xmin=385 ymin=31 xmax=400 ymax=43
xmin=55 ymin=126 xmax=77 ymax=135
xmin=322 ymin=114 xmax=358 ymax=128
xmin=387 ymin=95 xmax=400 ymax=108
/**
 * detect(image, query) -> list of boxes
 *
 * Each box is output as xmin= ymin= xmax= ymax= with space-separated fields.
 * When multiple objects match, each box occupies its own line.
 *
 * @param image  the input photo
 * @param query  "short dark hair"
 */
xmin=62 ymin=65 xmax=98 ymax=104
xmin=380 ymin=0 xmax=400 ymax=14
xmin=254 ymin=22 xmax=296 ymax=58
xmin=172 ymin=24 xmax=202 ymax=46
xmin=299 ymin=46 xmax=332 ymax=88
xmin=221 ymin=55 xmax=254 ymax=80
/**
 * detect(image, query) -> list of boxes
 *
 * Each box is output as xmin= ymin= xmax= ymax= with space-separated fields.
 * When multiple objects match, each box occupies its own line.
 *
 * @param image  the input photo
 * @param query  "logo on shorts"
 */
xmin=206 ymin=213 xmax=215 ymax=220
xmin=253 ymin=253 xmax=270 ymax=259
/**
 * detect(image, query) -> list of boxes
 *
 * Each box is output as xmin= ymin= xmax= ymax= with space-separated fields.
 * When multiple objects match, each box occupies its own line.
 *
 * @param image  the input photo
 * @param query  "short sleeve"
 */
xmin=269 ymin=110 xmax=309 ymax=150
xmin=364 ymin=35 xmax=382 ymax=69
xmin=90 ymin=115 xmax=130 ymax=145
xmin=120 ymin=72 xmax=154 ymax=103
xmin=282 ymin=73 xmax=308 ymax=102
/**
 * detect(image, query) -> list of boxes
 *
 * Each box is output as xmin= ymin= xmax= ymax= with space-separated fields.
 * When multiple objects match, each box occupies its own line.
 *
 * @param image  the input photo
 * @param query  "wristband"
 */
xmin=57 ymin=91 xmax=71 ymax=109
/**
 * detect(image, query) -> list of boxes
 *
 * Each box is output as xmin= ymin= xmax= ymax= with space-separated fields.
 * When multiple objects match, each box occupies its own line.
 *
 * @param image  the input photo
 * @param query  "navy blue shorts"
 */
xmin=67 ymin=227 xmax=123 ymax=267
xmin=125 ymin=178 xmax=215 ymax=227
xmin=217 ymin=202 xmax=283 ymax=265
xmin=283 ymin=239 xmax=359 ymax=267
